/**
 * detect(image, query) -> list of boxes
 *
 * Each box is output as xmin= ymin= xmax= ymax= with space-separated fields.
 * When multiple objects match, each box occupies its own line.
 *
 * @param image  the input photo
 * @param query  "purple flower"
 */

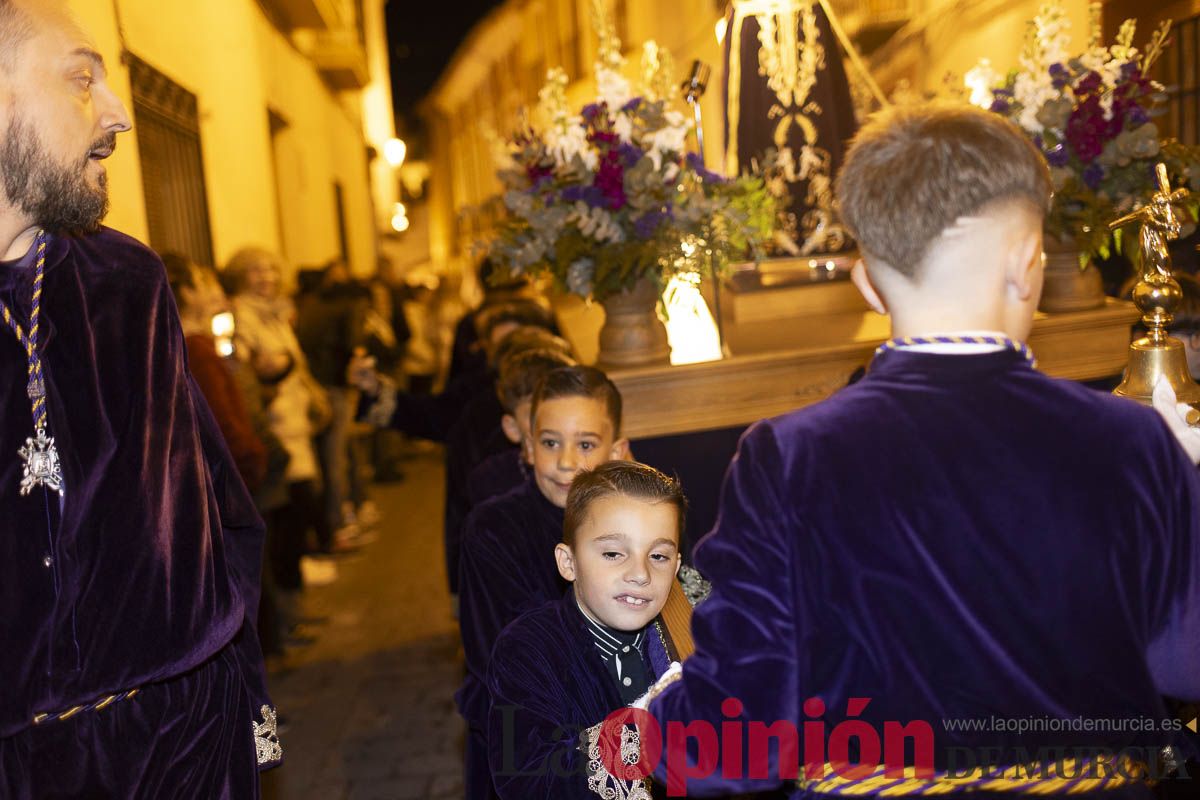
xmin=634 ymin=210 xmax=666 ymax=239
xmin=989 ymin=97 xmax=1011 ymax=114
xmin=685 ymin=151 xmax=727 ymax=183
xmin=1066 ymin=96 xmax=1106 ymax=162
xmin=595 ymin=155 xmax=627 ymax=210
xmin=526 ymin=163 xmax=554 ymax=185
xmin=1049 ymin=62 xmax=1070 ymax=89
xmin=617 ymin=143 xmax=644 ymax=168
xmin=1075 ymin=71 xmax=1102 ymax=95
xmin=561 ymin=184 xmax=606 ymax=208
xmin=1120 ymin=61 xmax=1140 ymax=82
xmin=581 ymin=103 xmax=605 ymax=121
xmin=621 ymin=97 xmax=643 ymax=113
xmin=1045 ymin=144 xmax=1069 ymax=167
xmin=1127 ymin=103 xmax=1150 ymax=128
xmin=1083 ymin=162 xmax=1105 ymax=190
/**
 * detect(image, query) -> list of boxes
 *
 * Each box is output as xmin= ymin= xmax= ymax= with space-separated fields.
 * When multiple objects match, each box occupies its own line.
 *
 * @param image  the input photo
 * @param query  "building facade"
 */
xmin=67 ymin=0 xmax=399 ymax=280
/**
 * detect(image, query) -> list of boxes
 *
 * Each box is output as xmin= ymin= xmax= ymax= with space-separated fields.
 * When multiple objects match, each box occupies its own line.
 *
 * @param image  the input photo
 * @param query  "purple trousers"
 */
xmin=0 ymin=647 xmax=261 ymax=799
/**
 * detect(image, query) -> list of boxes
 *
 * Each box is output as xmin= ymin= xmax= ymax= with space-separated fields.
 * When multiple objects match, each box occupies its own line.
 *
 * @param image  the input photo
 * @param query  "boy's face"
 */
xmin=529 ymin=396 xmax=629 ymax=507
xmin=555 ymin=494 xmax=681 ymax=632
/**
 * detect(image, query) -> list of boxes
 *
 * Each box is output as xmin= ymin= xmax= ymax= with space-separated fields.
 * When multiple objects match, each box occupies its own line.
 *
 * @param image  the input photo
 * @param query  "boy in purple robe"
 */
xmin=0 ymin=2 xmax=276 ymax=795
xmin=457 ymin=365 xmax=630 ymax=799
xmin=486 ymin=461 xmax=684 ymax=798
xmin=641 ymin=104 xmax=1200 ymax=796
xmin=465 ymin=347 xmax=577 ymax=509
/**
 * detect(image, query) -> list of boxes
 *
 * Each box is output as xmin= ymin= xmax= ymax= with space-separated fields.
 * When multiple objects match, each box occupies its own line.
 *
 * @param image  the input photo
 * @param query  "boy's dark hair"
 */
xmin=162 ymin=251 xmax=216 ymax=311
xmin=836 ymin=102 xmax=1053 ymax=280
xmin=491 ymin=326 xmax=572 ymax=370
xmin=479 ymin=257 xmax=530 ymax=295
xmin=563 ymin=461 xmax=687 ymax=548
xmin=497 ymin=348 xmax=576 ymax=412
xmin=477 ymin=300 xmax=557 ymax=343
xmin=531 ymin=366 xmax=623 ymax=437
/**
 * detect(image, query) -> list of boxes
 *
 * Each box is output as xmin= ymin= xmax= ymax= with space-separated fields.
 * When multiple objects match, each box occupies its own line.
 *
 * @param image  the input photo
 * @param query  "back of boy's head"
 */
xmin=478 ymin=257 xmax=531 ymax=297
xmin=478 ymin=300 xmax=556 ymax=342
xmin=491 ymin=326 xmax=573 ymax=371
xmin=530 ymin=365 xmax=623 ymax=437
xmin=836 ymin=102 xmax=1053 ymax=280
xmin=562 ymin=460 xmax=687 ymax=548
xmin=162 ymin=251 xmax=216 ymax=311
xmin=497 ymin=348 xmax=577 ymax=412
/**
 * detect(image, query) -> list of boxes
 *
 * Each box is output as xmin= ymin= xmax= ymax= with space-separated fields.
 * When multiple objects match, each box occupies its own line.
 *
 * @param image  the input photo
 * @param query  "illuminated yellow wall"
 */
xmin=65 ymin=0 xmax=395 ymax=280
xmin=875 ymin=0 xmax=1090 ymax=95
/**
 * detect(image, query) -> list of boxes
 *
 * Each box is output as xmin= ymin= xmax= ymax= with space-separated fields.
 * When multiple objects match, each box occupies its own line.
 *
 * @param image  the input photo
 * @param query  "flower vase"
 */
xmin=1038 ymin=236 xmax=1106 ymax=313
xmin=597 ymin=278 xmax=671 ymax=368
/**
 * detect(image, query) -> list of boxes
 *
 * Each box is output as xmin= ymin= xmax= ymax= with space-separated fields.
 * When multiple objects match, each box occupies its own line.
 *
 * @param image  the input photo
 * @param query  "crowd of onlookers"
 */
xmin=161 ymin=247 xmax=446 ymax=663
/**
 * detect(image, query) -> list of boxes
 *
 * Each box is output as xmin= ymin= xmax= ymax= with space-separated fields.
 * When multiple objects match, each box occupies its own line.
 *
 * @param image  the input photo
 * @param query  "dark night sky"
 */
xmin=385 ymin=0 xmax=506 ymax=141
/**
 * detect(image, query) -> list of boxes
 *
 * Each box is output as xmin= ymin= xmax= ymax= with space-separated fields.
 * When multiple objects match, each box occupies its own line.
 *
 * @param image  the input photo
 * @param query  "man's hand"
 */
xmin=1152 ymin=376 xmax=1200 ymax=464
xmin=347 ymin=347 xmax=380 ymax=394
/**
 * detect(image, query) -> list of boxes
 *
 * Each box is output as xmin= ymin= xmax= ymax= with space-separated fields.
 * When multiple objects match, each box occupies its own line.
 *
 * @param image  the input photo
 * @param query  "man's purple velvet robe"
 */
xmin=457 ymin=476 xmax=567 ymax=798
xmin=487 ymin=588 xmax=671 ymax=799
xmin=649 ymin=349 xmax=1200 ymax=797
xmin=0 ymin=230 xmax=271 ymax=758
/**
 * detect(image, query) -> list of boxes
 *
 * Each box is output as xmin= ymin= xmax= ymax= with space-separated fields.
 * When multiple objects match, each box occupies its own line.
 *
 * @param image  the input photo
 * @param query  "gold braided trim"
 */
xmin=32 ymin=689 xmax=141 ymax=725
xmin=797 ymin=754 xmax=1150 ymax=796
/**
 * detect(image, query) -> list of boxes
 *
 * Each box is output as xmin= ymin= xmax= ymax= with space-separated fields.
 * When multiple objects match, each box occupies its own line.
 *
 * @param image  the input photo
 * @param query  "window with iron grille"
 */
xmin=127 ymin=54 xmax=215 ymax=267
xmin=1162 ymin=13 xmax=1200 ymax=146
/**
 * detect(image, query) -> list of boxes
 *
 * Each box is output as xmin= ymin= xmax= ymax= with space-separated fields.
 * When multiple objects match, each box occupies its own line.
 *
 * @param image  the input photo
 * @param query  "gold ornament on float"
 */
xmin=1111 ymin=162 xmax=1200 ymax=420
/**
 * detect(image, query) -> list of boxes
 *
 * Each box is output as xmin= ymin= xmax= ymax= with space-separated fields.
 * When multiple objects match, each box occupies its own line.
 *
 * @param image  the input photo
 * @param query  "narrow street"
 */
xmin=261 ymin=447 xmax=465 ymax=800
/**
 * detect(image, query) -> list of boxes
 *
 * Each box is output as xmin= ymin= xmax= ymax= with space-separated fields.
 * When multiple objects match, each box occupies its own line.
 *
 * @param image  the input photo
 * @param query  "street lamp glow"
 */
xmin=391 ymin=213 xmax=410 ymax=233
xmin=384 ymin=138 xmax=407 ymax=167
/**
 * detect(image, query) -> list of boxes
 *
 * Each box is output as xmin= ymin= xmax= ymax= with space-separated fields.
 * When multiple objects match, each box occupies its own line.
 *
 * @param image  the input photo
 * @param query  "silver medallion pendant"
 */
xmin=18 ymin=426 xmax=63 ymax=496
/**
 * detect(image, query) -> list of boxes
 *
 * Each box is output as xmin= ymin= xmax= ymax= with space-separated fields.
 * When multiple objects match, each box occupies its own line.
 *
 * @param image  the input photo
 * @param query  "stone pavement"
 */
xmin=261 ymin=447 xmax=465 ymax=800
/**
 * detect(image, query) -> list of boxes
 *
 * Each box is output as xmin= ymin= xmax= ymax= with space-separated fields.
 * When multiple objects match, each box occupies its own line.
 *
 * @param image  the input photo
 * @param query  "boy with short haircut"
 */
xmin=443 ymin=328 xmax=574 ymax=600
xmin=457 ymin=365 xmax=630 ymax=800
xmin=643 ymin=103 xmax=1200 ymax=794
xmin=466 ymin=347 xmax=577 ymax=508
xmin=486 ymin=461 xmax=683 ymax=799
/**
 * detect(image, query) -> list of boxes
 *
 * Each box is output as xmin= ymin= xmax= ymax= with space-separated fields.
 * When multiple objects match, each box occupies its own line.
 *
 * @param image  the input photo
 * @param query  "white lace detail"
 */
xmin=584 ymin=721 xmax=653 ymax=799
xmin=677 ymin=564 xmax=711 ymax=607
xmin=252 ymin=705 xmax=283 ymax=765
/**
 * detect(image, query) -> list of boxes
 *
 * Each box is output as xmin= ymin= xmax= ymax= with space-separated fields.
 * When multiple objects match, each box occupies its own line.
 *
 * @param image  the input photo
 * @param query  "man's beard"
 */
xmin=0 ymin=113 xmax=112 ymax=235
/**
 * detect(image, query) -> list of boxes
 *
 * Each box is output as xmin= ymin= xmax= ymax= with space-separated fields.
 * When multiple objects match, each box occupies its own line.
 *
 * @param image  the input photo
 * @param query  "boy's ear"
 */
xmin=851 ymin=259 xmax=888 ymax=315
xmin=674 ymin=552 xmax=682 ymax=576
xmin=554 ymin=543 xmax=577 ymax=582
xmin=1006 ymin=227 xmax=1045 ymax=302
xmin=610 ymin=437 xmax=631 ymax=461
xmin=501 ymin=413 xmax=522 ymax=445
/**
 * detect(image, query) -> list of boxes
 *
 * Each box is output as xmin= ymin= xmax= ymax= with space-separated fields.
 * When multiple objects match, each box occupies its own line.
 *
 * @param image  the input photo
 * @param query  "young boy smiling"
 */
xmin=465 ymin=347 xmax=576 ymax=509
xmin=485 ymin=461 xmax=683 ymax=798
xmin=457 ymin=365 xmax=629 ymax=800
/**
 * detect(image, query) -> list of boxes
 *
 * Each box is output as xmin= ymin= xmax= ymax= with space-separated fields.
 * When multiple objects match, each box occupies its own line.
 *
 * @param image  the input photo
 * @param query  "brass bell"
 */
xmin=1111 ymin=163 xmax=1200 ymax=423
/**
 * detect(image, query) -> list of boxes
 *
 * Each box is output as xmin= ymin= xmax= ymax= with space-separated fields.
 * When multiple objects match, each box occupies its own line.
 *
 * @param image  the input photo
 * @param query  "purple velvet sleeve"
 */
xmin=649 ymin=421 xmax=799 ymax=794
xmin=1145 ymin=451 xmax=1200 ymax=702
